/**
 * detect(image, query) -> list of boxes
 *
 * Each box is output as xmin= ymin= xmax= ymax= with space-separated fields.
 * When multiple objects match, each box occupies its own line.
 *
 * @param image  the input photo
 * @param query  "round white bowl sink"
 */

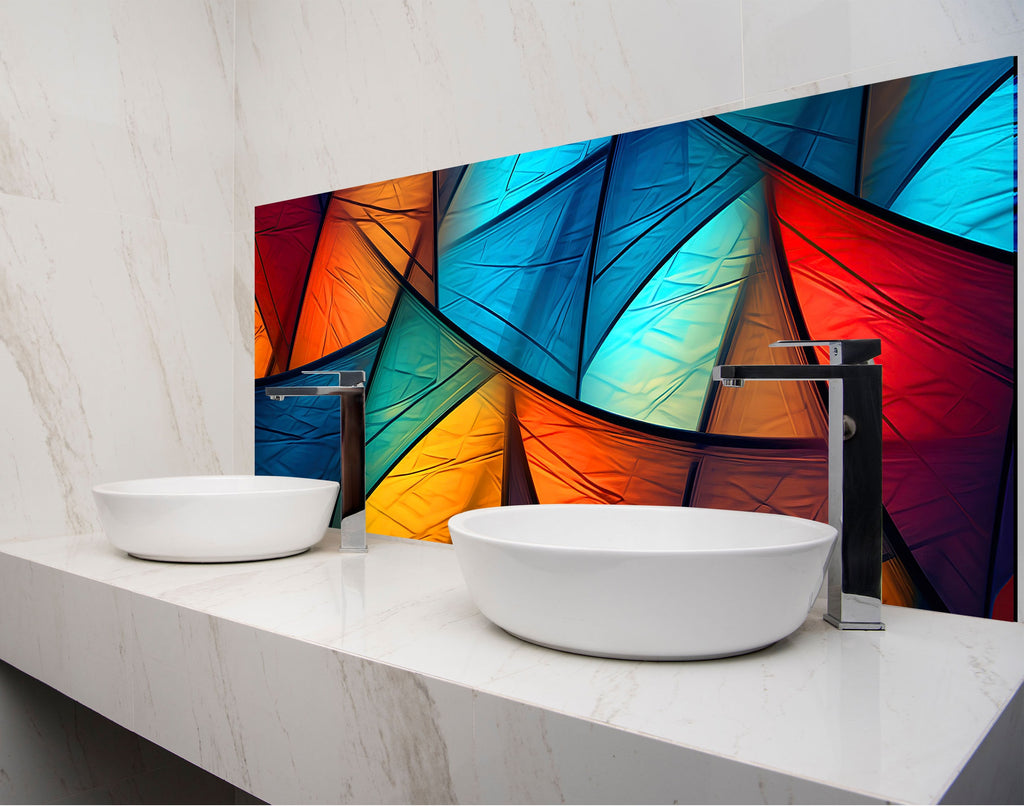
xmin=93 ymin=475 xmax=339 ymax=562
xmin=448 ymin=504 xmax=837 ymax=661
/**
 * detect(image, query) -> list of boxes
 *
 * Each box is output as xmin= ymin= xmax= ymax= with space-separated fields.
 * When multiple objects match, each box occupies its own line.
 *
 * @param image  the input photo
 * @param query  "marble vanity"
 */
xmin=0 ymin=531 xmax=1021 ymax=804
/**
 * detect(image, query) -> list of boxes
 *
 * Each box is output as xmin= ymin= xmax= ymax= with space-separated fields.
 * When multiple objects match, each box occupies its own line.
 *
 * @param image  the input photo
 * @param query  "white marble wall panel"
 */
xmin=741 ymin=0 xmax=1024 ymax=106
xmin=0 ymin=0 xmax=234 ymax=227
xmin=233 ymin=0 xmax=1023 ymax=220
xmin=0 ymin=0 xmax=236 ymax=539
xmin=233 ymin=0 xmax=744 ymax=214
xmin=0 ymin=195 xmax=234 ymax=538
xmin=234 ymin=228 xmax=256 ymax=473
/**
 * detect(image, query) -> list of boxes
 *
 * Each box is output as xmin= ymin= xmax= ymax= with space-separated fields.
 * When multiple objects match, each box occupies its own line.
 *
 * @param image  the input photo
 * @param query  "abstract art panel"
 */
xmin=256 ymin=57 xmax=1017 ymax=620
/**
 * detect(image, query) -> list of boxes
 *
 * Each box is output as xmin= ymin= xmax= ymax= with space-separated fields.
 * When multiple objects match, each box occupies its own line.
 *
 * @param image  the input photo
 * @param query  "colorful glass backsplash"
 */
xmin=255 ymin=57 xmax=1017 ymax=620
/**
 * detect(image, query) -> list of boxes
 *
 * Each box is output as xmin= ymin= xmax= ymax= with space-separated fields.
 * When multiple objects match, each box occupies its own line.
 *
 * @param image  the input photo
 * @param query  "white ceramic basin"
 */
xmin=448 ymin=504 xmax=837 ymax=661
xmin=93 ymin=475 xmax=339 ymax=562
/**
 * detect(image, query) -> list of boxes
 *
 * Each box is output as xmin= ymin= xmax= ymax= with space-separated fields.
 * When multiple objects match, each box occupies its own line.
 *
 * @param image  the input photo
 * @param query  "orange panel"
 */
xmin=513 ymin=380 xmax=695 ymax=506
xmin=340 ymin=174 xmax=435 ymax=304
xmin=290 ymin=174 xmax=434 ymax=368
xmin=882 ymin=556 xmax=919 ymax=608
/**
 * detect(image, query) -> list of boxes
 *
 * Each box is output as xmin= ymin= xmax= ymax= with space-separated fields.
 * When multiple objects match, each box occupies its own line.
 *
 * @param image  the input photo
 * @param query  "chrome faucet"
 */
xmin=712 ymin=339 xmax=884 ymax=630
xmin=265 ymin=370 xmax=367 ymax=553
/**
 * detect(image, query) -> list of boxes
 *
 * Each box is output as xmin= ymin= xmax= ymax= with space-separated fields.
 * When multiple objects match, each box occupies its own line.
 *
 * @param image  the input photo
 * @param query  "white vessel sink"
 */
xmin=93 ymin=475 xmax=339 ymax=562
xmin=448 ymin=504 xmax=837 ymax=661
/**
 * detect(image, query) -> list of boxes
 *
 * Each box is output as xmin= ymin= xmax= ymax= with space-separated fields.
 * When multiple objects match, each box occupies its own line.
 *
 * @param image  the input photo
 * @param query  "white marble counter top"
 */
xmin=0 ymin=531 xmax=1021 ymax=804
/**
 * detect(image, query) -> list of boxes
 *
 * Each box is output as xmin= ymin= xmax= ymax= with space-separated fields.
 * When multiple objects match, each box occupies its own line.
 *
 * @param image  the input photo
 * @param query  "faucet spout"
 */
xmin=713 ymin=339 xmax=884 ymax=631
xmin=265 ymin=370 xmax=367 ymax=553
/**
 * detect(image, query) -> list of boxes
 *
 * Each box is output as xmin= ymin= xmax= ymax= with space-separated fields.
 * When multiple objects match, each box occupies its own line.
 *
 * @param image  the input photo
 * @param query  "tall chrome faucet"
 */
xmin=264 ymin=370 xmax=367 ymax=553
xmin=712 ymin=339 xmax=884 ymax=630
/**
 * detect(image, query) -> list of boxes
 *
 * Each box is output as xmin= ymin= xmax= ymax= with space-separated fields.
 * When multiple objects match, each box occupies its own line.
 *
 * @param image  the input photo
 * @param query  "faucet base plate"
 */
xmin=824 ymin=614 xmax=886 ymax=631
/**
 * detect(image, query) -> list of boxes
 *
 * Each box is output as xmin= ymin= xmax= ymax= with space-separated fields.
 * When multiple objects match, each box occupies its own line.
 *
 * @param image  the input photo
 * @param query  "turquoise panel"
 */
xmin=716 ymin=89 xmax=863 ymax=192
xmin=890 ymin=75 xmax=1017 ymax=251
xmin=583 ymin=120 xmax=762 ymax=371
xmin=437 ymin=139 xmax=611 ymax=395
xmin=438 ymin=139 xmax=610 ymax=238
xmin=861 ymin=57 xmax=1014 ymax=207
xmin=364 ymin=291 xmax=496 ymax=492
xmin=580 ymin=183 xmax=766 ymax=429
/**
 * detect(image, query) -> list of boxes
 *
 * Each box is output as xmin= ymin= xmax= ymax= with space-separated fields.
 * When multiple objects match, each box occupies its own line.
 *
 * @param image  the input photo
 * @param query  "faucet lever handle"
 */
xmin=301 ymin=370 xmax=341 ymax=385
xmin=301 ymin=370 xmax=365 ymax=388
xmin=770 ymin=339 xmax=880 ymax=365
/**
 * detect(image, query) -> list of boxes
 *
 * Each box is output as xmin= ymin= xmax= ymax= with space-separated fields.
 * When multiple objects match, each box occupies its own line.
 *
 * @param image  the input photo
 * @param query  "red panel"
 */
xmin=992 ymin=576 xmax=1015 ymax=621
xmin=771 ymin=169 xmax=1014 ymax=615
xmin=255 ymin=194 xmax=326 ymax=377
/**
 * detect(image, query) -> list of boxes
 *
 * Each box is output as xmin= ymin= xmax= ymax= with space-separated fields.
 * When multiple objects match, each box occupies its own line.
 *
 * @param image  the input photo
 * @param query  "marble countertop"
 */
xmin=0 ymin=530 xmax=1022 ymax=804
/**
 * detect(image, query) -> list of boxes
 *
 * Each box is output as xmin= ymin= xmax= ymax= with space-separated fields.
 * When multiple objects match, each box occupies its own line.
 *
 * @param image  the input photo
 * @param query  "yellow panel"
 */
xmin=367 ymin=375 xmax=507 ymax=543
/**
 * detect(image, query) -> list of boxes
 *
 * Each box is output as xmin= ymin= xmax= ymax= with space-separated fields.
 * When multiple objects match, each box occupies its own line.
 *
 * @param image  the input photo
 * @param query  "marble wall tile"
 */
xmin=0 ymin=0 xmax=234 ymax=229
xmin=234 ymin=0 xmax=432 ymax=213
xmin=741 ymin=0 xmax=1023 ymax=106
xmin=1 ymin=0 xmax=236 ymax=538
xmin=234 ymin=228 xmax=255 ymax=473
xmin=234 ymin=0 xmax=744 ymax=213
xmin=414 ymin=0 xmax=744 ymax=176
xmin=0 ymin=194 xmax=234 ymax=538
xmin=236 ymin=0 xmax=1021 ymax=212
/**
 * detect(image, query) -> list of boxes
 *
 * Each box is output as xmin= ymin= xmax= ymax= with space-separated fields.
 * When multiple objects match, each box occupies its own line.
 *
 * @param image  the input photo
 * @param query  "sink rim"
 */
xmin=93 ymin=474 xmax=339 ymax=497
xmin=449 ymin=503 xmax=837 ymax=556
